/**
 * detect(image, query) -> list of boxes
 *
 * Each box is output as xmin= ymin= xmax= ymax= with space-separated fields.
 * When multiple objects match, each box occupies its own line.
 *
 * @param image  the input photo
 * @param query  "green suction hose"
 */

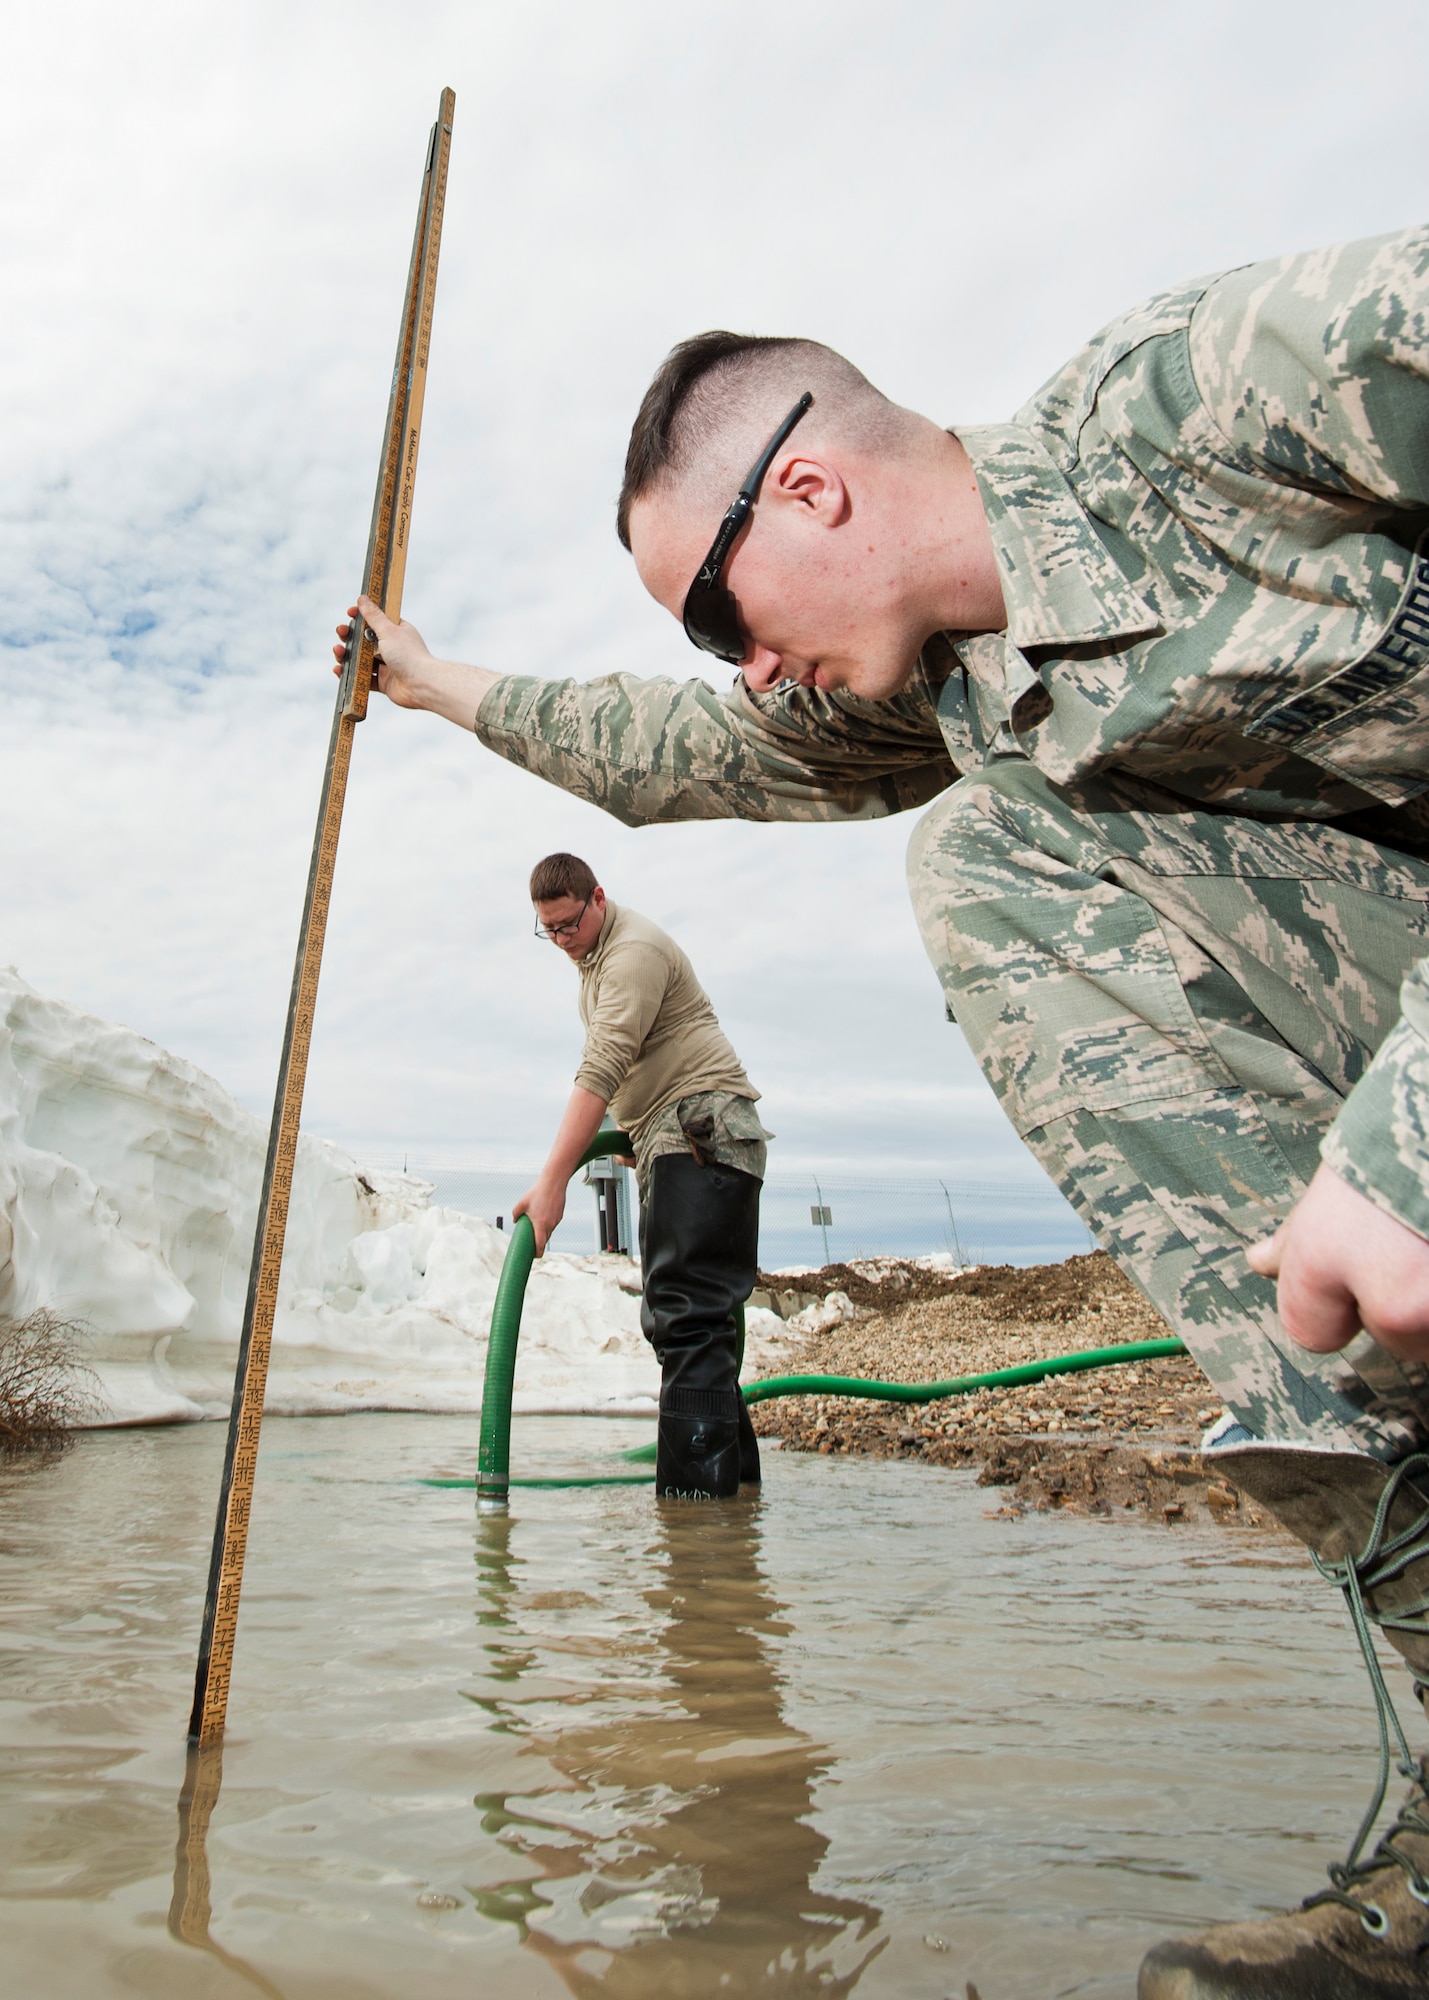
xmin=476 ymin=1130 xmax=634 ymax=1510
xmin=739 ymin=1337 xmax=1187 ymax=1404
xmin=613 ymin=1336 xmax=1188 ymax=1462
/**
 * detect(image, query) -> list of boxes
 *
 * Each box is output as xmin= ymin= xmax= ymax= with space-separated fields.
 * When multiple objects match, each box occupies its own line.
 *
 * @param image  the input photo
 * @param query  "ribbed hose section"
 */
xmin=475 ymin=1214 xmax=537 ymax=1509
xmin=475 ymin=1130 xmax=633 ymax=1510
xmin=615 ymin=1335 xmax=1189 ymax=1464
xmin=738 ymin=1337 xmax=1187 ymax=1406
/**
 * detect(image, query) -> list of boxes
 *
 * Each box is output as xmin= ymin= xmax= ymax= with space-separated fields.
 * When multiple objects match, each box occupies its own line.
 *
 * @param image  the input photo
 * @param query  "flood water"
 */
xmin=0 ymin=1413 xmax=1402 ymax=1998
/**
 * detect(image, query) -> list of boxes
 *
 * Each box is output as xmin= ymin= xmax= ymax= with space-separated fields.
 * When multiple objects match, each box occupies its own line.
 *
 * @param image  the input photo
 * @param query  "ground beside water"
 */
xmin=751 ymin=1253 xmax=1246 ymax=1524
xmin=0 ymin=1410 xmax=1409 ymax=1998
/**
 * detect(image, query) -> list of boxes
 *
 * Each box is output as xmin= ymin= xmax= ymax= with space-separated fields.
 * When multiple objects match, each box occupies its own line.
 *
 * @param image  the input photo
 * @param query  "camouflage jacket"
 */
xmin=476 ymin=228 xmax=1429 ymax=1229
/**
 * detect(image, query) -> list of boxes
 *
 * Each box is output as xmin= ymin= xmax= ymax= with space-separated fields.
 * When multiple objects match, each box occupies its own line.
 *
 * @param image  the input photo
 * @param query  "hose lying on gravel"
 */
xmin=612 ymin=1337 xmax=1189 ymax=1464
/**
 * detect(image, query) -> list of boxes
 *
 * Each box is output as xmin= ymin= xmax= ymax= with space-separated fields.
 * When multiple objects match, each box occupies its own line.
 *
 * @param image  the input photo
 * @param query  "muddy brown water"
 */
xmin=0 ymin=1414 xmax=1405 ymax=1997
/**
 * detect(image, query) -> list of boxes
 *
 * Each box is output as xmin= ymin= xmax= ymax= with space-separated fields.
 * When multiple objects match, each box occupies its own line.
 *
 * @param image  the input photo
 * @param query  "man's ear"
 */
xmin=773 ymin=454 xmax=850 ymax=527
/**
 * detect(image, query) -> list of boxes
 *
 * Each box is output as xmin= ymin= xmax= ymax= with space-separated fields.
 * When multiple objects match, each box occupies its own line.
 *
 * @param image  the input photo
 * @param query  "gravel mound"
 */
xmin=749 ymin=1251 xmax=1270 ymax=1529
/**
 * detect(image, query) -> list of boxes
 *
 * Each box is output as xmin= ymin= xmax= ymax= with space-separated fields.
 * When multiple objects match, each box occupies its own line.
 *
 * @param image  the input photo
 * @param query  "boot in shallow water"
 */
xmin=656 ymin=1386 xmax=741 ymax=1499
xmin=1139 ymin=1446 xmax=1429 ymax=1999
xmin=737 ymin=1389 xmax=760 ymax=1485
xmin=1138 ymin=1767 xmax=1429 ymax=1996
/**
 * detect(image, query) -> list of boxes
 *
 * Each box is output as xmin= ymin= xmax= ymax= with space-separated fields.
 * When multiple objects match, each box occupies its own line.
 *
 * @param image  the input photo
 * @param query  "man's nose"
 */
xmin=740 ymin=646 xmax=785 ymax=693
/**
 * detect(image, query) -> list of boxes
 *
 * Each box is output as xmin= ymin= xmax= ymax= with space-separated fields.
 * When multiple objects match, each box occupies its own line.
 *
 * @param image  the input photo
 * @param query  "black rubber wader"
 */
xmin=639 ymin=1151 xmax=762 ymax=1499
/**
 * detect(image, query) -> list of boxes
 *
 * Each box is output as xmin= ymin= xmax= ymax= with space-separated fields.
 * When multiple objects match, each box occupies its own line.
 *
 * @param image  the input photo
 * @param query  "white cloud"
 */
xmin=3 ymin=0 xmax=1426 ymax=1196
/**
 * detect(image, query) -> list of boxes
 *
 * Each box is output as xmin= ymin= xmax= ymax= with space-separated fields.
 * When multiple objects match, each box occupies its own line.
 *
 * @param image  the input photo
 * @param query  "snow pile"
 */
xmin=784 ymin=1290 xmax=862 ymax=1337
xmin=0 ymin=967 xmax=697 ymax=1425
xmin=844 ymin=1254 xmax=967 ymax=1280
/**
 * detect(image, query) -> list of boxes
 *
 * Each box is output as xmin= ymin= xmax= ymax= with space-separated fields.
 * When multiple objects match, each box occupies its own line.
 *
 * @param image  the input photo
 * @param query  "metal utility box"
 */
xmin=585 ymin=1128 xmax=634 ymax=1256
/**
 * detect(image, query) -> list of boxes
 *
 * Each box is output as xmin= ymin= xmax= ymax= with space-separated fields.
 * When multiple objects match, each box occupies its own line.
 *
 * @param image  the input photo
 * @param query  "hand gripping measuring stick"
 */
xmin=188 ymin=89 xmax=456 ymax=1747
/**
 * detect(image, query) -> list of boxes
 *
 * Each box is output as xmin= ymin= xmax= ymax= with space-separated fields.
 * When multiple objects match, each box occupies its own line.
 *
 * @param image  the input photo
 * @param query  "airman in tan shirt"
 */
xmin=574 ymin=898 xmax=767 ymax=1190
xmin=514 ymin=851 xmax=767 ymax=1500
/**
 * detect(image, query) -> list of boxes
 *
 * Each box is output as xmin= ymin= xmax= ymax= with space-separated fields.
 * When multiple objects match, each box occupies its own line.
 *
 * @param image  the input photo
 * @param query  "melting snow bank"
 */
xmin=0 ymin=968 xmax=801 ymax=1426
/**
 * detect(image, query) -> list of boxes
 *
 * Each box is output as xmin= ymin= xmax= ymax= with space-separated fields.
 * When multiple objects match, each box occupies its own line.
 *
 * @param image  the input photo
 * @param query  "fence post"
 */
xmin=812 ymin=1176 xmax=831 ymax=1266
xmin=939 ymin=1181 xmax=965 ymax=1265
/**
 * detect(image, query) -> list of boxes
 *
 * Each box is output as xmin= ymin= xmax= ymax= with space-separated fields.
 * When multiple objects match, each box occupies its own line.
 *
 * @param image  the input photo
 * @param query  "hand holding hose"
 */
xmin=512 ymin=1174 xmax=568 ymax=1256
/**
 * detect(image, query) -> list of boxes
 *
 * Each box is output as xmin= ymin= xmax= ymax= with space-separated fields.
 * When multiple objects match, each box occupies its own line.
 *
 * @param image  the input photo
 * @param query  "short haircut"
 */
xmin=616 ymin=331 xmax=909 ymax=549
xmin=530 ymin=852 xmax=598 ymax=905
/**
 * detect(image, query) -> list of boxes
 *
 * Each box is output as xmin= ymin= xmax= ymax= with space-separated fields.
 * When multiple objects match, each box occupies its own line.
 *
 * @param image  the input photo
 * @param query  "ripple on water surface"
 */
xmin=0 ymin=1412 xmax=1398 ymax=1998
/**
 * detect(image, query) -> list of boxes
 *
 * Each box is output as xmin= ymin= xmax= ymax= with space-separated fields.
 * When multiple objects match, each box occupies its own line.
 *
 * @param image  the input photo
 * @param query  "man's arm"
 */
xmin=335 ymin=598 xmax=957 ymax=828
xmin=514 ymin=936 xmax=670 ymax=1256
xmin=1252 ymin=957 xmax=1429 ymax=1364
xmin=474 ymin=662 xmax=958 ymax=828
xmin=573 ymin=941 xmax=667 ymax=1102
xmin=512 ymin=1085 xmax=608 ymax=1255
xmin=1206 ymin=229 xmax=1429 ymax=1360
xmin=1189 ymin=224 xmax=1429 ymax=509
xmin=1248 ymin=1164 xmax=1429 ymax=1362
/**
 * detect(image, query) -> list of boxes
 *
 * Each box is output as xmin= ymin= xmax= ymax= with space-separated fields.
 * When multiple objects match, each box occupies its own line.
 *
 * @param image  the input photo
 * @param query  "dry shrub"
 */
xmin=0 ymin=1310 xmax=97 ymax=1455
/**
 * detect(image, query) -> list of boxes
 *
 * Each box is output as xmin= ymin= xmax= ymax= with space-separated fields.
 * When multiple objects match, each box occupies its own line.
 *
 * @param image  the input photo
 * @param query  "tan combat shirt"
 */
xmin=574 ymin=901 xmax=758 ymax=1165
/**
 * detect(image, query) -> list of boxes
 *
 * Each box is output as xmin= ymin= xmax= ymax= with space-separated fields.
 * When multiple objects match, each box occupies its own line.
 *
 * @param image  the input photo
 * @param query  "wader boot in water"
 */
xmin=736 ymin=1389 xmax=761 ymax=1487
xmin=1139 ymin=1447 xmax=1429 ymax=1999
xmin=733 ymin=1294 xmax=761 ymax=1487
xmin=640 ymin=1151 xmax=761 ymax=1500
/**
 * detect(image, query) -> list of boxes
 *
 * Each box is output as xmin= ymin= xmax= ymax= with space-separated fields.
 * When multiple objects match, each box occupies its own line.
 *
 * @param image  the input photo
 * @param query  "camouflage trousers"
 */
xmin=908 ymin=759 xmax=1429 ymax=1459
xmin=632 ymin=1090 xmax=770 ymax=1200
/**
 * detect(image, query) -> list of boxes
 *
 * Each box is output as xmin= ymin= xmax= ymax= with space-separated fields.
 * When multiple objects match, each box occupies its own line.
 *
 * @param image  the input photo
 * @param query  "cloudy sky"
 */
xmin=5 ymin=0 xmax=1428 ymax=1205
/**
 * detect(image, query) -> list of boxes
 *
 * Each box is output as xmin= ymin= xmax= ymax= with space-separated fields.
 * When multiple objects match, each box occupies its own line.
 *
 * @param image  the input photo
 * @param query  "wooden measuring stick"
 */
xmin=188 ymin=88 xmax=456 ymax=1747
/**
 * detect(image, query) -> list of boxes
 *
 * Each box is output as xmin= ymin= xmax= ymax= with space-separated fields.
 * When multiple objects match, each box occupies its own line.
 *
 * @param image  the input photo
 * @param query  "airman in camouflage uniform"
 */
xmin=348 ymin=226 xmax=1429 ymax=1994
xmin=477 ymin=228 xmax=1429 ymax=1467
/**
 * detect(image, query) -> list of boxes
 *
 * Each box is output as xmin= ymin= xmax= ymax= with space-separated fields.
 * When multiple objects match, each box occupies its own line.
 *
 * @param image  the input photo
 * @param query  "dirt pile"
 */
xmin=757 ymin=1259 xmax=968 ymax=1312
xmin=749 ymin=1252 xmax=1266 ymax=1528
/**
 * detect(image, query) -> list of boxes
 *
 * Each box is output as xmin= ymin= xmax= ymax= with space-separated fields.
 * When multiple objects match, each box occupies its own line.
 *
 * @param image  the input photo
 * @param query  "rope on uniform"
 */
xmin=1302 ymin=1453 xmax=1429 ymax=1934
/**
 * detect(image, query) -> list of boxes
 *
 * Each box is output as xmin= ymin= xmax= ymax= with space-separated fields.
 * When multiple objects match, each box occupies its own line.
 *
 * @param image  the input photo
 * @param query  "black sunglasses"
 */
xmin=680 ymin=392 xmax=814 ymax=665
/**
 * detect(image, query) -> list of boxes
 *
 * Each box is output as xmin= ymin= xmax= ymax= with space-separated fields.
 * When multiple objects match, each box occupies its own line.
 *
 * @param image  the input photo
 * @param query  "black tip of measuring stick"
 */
xmin=187 ymin=1634 xmax=216 ymax=1739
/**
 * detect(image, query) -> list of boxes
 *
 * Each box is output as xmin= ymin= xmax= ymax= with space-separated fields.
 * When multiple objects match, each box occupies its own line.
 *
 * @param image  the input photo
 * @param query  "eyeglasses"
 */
xmin=680 ymin=392 xmax=813 ymax=665
xmin=534 ymin=895 xmax=591 ymax=944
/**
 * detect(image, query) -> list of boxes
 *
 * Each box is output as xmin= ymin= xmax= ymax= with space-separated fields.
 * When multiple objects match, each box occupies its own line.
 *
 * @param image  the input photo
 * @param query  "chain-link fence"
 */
xmin=362 ymin=1156 xmax=1090 ymax=1268
xmin=752 ymin=1173 xmax=1089 ymax=1269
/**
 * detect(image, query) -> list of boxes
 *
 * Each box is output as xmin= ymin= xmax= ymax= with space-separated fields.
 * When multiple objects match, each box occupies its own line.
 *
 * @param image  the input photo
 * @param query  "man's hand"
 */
xmin=513 ymin=1089 xmax=609 ymax=1256
xmin=330 ymin=593 xmax=499 ymax=728
xmin=333 ymin=596 xmax=435 ymax=709
xmin=512 ymin=1174 xmax=568 ymax=1256
xmin=1248 ymin=1162 xmax=1429 ymax=1362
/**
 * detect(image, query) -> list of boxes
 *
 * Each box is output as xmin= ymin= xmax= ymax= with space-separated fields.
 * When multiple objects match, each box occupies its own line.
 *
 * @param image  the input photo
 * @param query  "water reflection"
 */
xmin=169 ymin=1743 xmax=288 ymax=1998
xmin=470 ymin=1498 xmax=884 ymax=1995
xmin=3 ymin=1418 xmax=1385 ymax=1996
